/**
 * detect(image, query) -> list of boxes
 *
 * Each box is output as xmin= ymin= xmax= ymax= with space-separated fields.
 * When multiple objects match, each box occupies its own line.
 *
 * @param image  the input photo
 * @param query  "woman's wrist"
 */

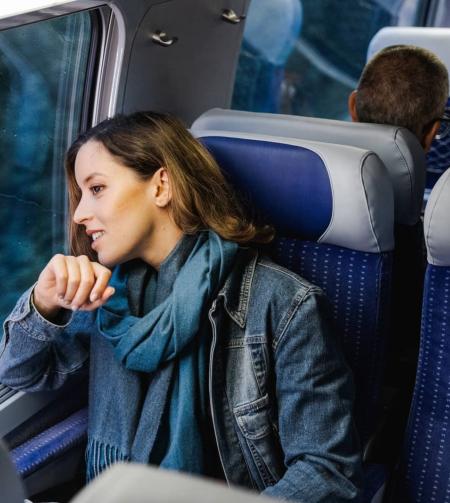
xmin=31 ymin=287 xmax=61 ymax=322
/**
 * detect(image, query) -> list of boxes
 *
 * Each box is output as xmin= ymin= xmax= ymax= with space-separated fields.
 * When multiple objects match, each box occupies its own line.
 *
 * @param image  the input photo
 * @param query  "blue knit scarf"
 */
xmin=96 ymin=231 xmax=238 ymax=474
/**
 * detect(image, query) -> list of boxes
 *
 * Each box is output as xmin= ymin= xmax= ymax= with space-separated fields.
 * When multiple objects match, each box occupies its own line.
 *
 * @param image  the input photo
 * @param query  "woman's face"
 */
xmin=73 ymin=140 xmax=163 ymax=268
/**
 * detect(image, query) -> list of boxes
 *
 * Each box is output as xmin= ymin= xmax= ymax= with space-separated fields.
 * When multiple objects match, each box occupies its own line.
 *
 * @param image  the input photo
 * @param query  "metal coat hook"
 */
xmin=222 ymin=9 xmax=246 ymax=24
xmin=152 ymin=30 xmax=178 ymax=47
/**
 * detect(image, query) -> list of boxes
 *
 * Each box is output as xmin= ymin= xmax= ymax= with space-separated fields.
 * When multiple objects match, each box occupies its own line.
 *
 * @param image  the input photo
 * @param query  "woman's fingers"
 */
xmin=89 ymin=263 xmax=112 ymax=303
xmin=70 ymin=255 xmax=95 ymax=309
xmin=79 ymin=285 xmax=115 ymax=311
xmin=34 ymin=254 xmax=70 ymax=319
xmin=62 ymin=256 xmax=82 ymax=305
xmin=66 ymin=258 xmax=113 ymax=310
xmin=51 ymin=254 xmax=69 ymax=299
xmin=34 ymin=254 xmax=114 ymax=318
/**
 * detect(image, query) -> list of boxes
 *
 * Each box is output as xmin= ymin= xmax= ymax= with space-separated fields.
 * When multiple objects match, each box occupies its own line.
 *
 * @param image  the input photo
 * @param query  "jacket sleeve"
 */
xmin=0 ymin=286 xmax=91 ymax=391
xmin=262 ymin=288 xmax=362 ymax=502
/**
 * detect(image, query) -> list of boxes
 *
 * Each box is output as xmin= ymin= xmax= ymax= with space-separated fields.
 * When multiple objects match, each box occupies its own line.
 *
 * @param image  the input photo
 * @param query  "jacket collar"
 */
xmin=217 ymin=247 xmax=258 ymax=328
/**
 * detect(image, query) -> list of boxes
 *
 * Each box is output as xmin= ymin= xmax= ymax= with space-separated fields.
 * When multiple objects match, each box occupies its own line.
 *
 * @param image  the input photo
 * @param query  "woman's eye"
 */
xmin=90 ymin=185 xmax=104 ymax=195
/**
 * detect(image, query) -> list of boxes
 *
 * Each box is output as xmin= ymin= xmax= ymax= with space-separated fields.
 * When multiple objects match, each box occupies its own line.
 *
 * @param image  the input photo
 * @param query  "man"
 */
xmin=348 ymin=45 xmax=449 ymax=152
xmin=348 ymin=45 xmax=449 ymax=466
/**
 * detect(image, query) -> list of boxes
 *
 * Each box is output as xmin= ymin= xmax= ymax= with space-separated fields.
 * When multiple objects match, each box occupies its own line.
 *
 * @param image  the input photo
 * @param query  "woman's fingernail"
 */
xmin=90 ymin=293 xmax=98 ymax=302
xmin=71 ymin=305 xmax=79 ymax=311
xmin=58 ymin=295 xmax=64 ymax=300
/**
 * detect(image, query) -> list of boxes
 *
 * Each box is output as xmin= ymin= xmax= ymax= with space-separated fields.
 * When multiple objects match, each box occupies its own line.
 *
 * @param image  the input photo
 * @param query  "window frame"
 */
xmin=0 ymin=1 xmax=106 ymax=30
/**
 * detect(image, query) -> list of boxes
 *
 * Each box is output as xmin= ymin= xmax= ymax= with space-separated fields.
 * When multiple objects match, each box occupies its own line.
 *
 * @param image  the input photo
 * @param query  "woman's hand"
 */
xmin=33 ymin=254 xmax=115 ymax=320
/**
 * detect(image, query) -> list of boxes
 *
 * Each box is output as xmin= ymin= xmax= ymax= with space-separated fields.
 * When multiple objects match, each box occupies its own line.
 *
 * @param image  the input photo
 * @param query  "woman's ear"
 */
xmin=348 ymin=90 xmax=359 ymax=122
xmin=151 ymin=167 xmax=172 ymax=208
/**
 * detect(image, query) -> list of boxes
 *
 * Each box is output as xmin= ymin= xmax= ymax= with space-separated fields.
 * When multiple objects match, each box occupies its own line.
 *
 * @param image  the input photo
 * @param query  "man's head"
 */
xmin=348 ymin=45 xmax=449 ymax=151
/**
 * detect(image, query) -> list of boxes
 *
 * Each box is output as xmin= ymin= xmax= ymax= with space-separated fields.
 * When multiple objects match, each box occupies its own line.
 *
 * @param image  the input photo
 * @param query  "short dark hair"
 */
xmin=355 ymin=45 xmax=449 ymax=138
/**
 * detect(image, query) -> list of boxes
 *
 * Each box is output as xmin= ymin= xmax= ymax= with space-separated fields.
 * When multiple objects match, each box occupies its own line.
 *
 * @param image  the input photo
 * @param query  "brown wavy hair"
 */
xmin=65 ymin=111 xmax=274 ymax=258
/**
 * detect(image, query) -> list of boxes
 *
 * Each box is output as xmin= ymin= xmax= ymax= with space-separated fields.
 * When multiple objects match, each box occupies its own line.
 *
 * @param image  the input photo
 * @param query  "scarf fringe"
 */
xmin=86 ymin=437 xmax=129 ymax=481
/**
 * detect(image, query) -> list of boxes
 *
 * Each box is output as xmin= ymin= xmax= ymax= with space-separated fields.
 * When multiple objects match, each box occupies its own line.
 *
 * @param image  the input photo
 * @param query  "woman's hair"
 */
xmin=66 ymin=111 xmax=274 ymax=258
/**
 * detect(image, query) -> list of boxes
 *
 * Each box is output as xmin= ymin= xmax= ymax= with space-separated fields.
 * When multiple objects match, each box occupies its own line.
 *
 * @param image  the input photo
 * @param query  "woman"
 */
xmin=0 ymin=112 xmax=361 ymax=501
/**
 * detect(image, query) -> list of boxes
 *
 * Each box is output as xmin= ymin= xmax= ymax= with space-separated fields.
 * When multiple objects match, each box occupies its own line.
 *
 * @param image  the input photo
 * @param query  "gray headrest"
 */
xmin=192 ymin=108 xmax=426 ymax=226
xmin=0 ymin=440 xmax=25 ymax=503
xmin=424 ymin=169 xmax=450 ymax=266
xmin=195 ymin=130 xmax=394 ymax=253
xmin=368 ymin=27 xmax=450 ymax=75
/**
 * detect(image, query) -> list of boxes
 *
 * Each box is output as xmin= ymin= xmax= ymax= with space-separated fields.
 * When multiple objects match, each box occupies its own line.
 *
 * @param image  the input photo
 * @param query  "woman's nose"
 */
xmin=73 ymin=198 xmax=91 ymax=225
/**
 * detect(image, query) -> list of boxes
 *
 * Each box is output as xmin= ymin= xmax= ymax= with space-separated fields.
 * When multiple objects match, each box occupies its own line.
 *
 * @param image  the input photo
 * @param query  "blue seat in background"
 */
xmin=194 ymin=129 xmax=394 ymax=452
xmin=391 ymin=168 xmax=450 ymax=502
xmin=231 ymin=0 xmax=302 ymax=113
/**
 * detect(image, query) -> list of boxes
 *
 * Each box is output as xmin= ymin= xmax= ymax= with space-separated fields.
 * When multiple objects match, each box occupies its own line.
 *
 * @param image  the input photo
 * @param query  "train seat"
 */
xmin=391 ymin=168 xmax=450 ymax=502
xmin=192 ymin=108 xmax=426 ymax=227
xmin=368 ymin=27 xmax=450 ymax=199
xmin=1 ymin=381 xmax=88 ymax=496
xmin=232 ymin=0 xmax=302 ymax=113
xmin=192 ymin=108 xmax=426 ymax=397
xmin=193 ymin=129 xmax=394 ymax=450
xmin=194 ymin=130 xmax=394 ymax=501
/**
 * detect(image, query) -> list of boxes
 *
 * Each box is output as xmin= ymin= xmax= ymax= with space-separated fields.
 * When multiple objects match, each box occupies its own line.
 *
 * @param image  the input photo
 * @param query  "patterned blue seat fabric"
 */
xmin=272 ymin=240 xmax=391 ymax=445
xmin=392 ymin=169 xmax=450 ymax=502
xmin=1 ymin=375 xmax=88 ymax=494
xmin=195 ymin=130 xmax=395 ymax=450
xmin=11 ymin=407 xmax=88 ymax=478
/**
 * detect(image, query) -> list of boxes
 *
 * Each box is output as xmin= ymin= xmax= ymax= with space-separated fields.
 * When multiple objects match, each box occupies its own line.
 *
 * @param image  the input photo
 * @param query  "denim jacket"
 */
xmin=0 ymin=248 xmax=361 ymax=502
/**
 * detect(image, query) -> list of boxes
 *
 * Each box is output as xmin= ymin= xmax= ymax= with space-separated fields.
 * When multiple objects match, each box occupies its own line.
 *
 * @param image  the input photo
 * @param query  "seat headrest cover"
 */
xmin=192 ymin=108 xmax=426 ymax=226
xmin=424 ymin=169 xmax=450 ymax=266
xmin=367 ymin=27 xmax=450 ymax=76
xmin=195 ymin=130 xmax=394 ymax=253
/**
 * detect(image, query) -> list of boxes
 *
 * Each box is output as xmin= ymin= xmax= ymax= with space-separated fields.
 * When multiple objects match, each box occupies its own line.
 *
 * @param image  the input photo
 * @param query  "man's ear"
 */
xmin=348 ymin=90 xmax=359 ymax=122
xmin=151 ymin=167 xmax=172 ymax=208
xmin=422 ymin=121 xmax=441 ymax=152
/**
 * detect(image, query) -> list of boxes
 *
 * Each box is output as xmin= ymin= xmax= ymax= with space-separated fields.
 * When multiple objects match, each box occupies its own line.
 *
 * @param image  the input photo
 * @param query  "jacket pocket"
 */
xmin=233 ymin=393 xmax=272 ymax=440
xmin=233 ymin=393 xmax=285 ymax=489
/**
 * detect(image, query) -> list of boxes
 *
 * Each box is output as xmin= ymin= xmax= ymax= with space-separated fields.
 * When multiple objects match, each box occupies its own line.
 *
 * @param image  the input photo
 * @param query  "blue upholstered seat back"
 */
xmin=394 ymin=169 xmax=450 ymax=502
xmin=272 ymin=240 xmax=391 ymax=445
xmin=196 ymin=131 xmax=394 ymax=446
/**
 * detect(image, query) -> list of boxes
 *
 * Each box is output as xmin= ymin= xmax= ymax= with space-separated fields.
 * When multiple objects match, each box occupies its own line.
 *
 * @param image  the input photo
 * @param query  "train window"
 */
xmin=0 ymin=11 xmax=95 ymax=324
xmin=232 ymin=0 xmax=427 ymax=119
